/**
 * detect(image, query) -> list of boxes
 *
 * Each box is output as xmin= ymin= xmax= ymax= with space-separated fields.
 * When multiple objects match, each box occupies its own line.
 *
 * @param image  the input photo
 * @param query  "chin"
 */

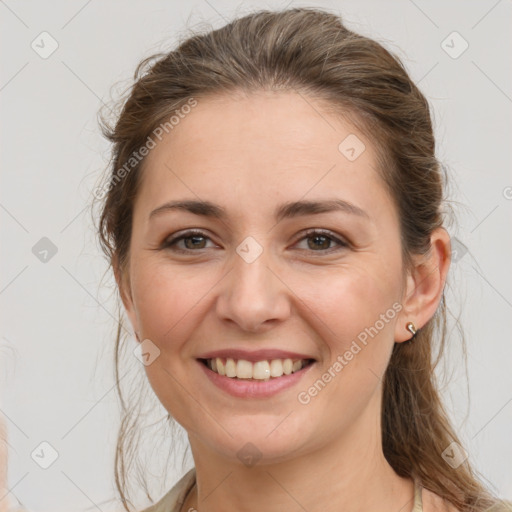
xmin=194 ymin=414 xmax=312 ymax=466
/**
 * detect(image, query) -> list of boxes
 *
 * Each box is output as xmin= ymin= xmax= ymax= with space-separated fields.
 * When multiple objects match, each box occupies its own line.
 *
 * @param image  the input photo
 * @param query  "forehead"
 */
xmin=134 ymin=91 xmax=393 ymax=223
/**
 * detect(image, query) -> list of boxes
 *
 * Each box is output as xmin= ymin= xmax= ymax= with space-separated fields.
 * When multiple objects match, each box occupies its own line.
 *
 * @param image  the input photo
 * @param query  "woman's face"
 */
xmin=120 ymin=91 xmax=412 ymax=464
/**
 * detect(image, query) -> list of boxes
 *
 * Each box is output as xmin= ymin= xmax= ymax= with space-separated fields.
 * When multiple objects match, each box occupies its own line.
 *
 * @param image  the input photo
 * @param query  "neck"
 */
xmin=181 ymin=398 xmax=415 ymax=512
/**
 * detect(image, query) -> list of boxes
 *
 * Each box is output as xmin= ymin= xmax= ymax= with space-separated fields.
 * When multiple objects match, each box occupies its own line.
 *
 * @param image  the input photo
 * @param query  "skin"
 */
xmin=117 ymin=91 xmax=451 ymax=512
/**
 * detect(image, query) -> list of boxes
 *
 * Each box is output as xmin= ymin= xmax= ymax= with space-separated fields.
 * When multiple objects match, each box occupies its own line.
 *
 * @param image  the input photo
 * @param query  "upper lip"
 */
xmin=197 ymin=349 xmax=316 ymax=362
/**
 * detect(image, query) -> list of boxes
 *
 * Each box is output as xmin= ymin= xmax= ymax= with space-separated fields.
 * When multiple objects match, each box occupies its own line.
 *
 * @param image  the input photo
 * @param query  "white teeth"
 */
xmin=269 ymin=359 xmax=283 ymax=377
xmin=236 ymin=359 xmax=253 ymax=379
xmin=225 ymin=358 xmax=237 ymax=377
xmin=216 ymin=357 xmax=226 ymax=376
xmin=206 ymin=357 xmax=311 ymax=379
xmin=253 ymin=360 xmax=271 ymax=380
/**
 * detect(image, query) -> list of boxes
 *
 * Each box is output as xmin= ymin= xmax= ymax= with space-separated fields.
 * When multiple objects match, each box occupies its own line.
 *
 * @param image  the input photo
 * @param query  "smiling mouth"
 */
xmin=198 ymin=357 xmax=315 ymax=380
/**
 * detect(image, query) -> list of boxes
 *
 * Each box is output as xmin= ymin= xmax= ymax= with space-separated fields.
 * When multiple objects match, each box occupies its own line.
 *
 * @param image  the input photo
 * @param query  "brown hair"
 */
xmin=92 ymin=7 xmax=503 ymax=512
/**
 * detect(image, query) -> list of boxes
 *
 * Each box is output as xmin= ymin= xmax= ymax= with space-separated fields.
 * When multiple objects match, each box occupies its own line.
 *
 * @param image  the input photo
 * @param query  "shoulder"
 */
xmin=139 ymin=468 xmax=196 ymax=512
xmin=422 ymin=487 xmax=512 ymax=512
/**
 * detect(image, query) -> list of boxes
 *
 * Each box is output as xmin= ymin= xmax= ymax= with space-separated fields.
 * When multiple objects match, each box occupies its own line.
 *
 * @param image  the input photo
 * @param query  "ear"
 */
xmin=394 ymin=227 xmax=451 ymax=343
xmin=113 ymin=253 xmax=140 ymax=341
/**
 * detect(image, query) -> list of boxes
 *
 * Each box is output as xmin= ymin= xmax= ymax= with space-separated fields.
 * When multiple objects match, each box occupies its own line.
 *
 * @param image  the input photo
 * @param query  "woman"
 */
xmin=92 ymin=7 xmax=511 ymax=512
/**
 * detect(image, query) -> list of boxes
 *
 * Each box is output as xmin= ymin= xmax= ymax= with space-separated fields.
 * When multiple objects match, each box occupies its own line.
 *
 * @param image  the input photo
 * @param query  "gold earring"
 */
xmin=406 ymin=322 xmax=417 ymax=339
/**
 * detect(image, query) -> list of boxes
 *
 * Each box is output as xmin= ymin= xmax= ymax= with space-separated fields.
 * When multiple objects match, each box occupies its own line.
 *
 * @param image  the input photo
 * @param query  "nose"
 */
xmin=215 ymin=244 xmax=291 ymax=333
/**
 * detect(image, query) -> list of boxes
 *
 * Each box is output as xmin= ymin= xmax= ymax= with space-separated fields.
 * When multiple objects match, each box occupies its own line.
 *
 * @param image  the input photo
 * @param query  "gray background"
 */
xmin=1 ymin=0 xmax=511 ymax=510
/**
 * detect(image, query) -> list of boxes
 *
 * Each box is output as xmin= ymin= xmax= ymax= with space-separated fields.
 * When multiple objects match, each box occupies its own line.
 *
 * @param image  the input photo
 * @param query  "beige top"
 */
xmin=140 ymin=469 xmax=512 ymax=512
xmin=140 ymin=469 xmax=429 ymax=512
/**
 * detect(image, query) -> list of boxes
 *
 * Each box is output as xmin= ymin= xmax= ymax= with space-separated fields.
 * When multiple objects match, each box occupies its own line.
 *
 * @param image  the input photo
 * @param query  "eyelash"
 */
xmin=161 ymin=228 xmax=349 ymax=255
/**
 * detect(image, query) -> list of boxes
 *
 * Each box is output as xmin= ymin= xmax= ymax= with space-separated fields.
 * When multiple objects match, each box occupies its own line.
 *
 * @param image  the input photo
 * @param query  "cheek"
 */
xmin=131 ymin=263 xmax=207 ymax=348
xmin=129 ymin=264 xmax=212 ymax=424
xmin=293 ymin=269 xmax=400 ymax=429
xmin=296 ymin=263 xmax=401 ymax=349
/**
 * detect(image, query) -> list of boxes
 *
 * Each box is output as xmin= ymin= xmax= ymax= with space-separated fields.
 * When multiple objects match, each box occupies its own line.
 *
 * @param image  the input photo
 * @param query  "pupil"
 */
xmin=186 ymin=236 xmax=205 ymax=249
xmin=309 ymin=235 xmax=329 ymax=250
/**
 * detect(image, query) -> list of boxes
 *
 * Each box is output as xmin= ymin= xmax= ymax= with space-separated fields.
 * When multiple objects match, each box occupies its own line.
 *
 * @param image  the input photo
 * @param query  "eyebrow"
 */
xmin=149 ymin=198 xmax=370 ymax=222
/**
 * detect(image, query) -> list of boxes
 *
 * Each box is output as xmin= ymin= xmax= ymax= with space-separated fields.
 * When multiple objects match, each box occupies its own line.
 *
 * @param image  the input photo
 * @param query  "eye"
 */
xmin=294 ymin=229 xmax=348 ymax=253
xmin=161 ymin=230 xmax=215 ymax=252
xmin=160 ymin=228 xmax=348 ymax=254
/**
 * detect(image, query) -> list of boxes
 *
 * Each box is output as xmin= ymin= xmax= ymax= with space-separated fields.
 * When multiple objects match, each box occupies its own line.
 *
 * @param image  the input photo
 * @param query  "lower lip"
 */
xmin=197 ymin=360 xmax=315 ymax=398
